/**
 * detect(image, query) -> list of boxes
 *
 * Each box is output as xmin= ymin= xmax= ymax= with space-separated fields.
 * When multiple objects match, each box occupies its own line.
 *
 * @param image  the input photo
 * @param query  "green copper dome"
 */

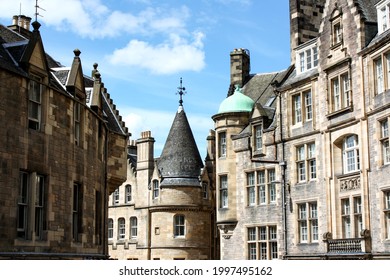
xmin=218 ymin=85 xmax=255 ymax=114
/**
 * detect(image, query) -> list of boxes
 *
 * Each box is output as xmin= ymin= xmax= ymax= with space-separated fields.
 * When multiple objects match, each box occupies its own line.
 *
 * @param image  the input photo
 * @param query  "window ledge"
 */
xmin=326 ymin=105 xmax=353 ymax=119
xmin=336 ymin=171 xmax=360 ymax=180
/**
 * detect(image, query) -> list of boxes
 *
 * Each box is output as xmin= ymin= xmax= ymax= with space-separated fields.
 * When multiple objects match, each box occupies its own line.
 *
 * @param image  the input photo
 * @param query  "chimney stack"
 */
xmin=229 ymin=48 xmax=250 ymax=95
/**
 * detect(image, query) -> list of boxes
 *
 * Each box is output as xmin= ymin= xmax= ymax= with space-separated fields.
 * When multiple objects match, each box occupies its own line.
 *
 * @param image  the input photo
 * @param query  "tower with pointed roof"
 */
xmin=108 ymin=80 xmax=218 ymax=260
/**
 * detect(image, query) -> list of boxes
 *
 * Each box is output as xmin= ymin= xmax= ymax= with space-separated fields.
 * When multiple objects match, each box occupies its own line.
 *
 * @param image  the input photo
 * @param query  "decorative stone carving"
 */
xmin=340 ymin=175 xmax=360 ymax=192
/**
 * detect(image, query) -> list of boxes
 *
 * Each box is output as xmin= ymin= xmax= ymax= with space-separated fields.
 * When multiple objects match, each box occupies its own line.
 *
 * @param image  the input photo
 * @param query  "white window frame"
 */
xmin=125 ymin=184 xmax=132 ymax=203
xmin=219 ymin=132 xmax=227 ymax=158
xmin=343 ymin=135 xmax=360 ymax=173
xmin=113 ymin=188 xmax=119 ymax=205
xmin=174 ymin=215 xmax=185 ymax=237
xmin=296 ymin=43 xmax=318 ymax=74
xmin=28 ymin=77 xmax=42 ymax=130
xmin=381 ymin=118 xmax=390 ymax=165
xmin=254 ymin=125 xmax=263 ymax=151
xmin=130 ymin=217 xmax=137 ymax=239
xmin=256 ymin=169 xmax=276 ymax=205
xmin=384 ymin=190 xmax=390 ymax=239
xmin=247 ymin=226 xmax=278 ymax=260
xmin=374 ymin=53 xmax=390 ymax=95
xmin=152 ymin=180 xmax=159 ymax=199
xmin=292 ymin=90 xmax=312 ymax=125
xmin=296 ymin=143 xmax=316 ymax=183
xmin=247 ymin=172 xmax=256 ymax=206
xmin=330 ymin=72 xmax=351 ymax=112
xmin=118 ymin=218 xmax=125 ymax=240
xmin=298 ymin=202 xmax=318 ymax=243
xmin=108 ymin=219 xmax=113 ymax=239
xmin=220 ymin=175 xmax=228 ymax=208
xmin=377 ymin=1 xmax=390 ymax=34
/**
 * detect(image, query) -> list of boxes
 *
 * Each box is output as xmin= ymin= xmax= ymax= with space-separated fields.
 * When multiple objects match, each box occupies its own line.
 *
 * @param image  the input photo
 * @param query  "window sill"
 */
xmin=336 ymin=171 xmax=360 ymax=180
xmin=326 ymin=105 xmax=353 ymax=119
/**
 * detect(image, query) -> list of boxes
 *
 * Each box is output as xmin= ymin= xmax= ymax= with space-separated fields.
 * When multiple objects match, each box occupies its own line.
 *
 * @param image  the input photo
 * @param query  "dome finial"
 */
xmin=234 ymin=84 xmax=242 ymax=93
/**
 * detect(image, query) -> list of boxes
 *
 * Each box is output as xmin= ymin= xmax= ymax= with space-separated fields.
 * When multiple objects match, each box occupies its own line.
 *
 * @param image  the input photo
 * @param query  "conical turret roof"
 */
xmin=158 ymin=105 xmax=204 ymax=187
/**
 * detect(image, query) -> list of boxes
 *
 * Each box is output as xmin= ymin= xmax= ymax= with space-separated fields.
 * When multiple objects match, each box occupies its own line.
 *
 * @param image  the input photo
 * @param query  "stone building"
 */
xmin=212 ymin=0 xmax=390 ymax=259
xmin=0 ymin=17 xmax=128 ymax=259
xmin=108 ymin=82 xmax=218 ymax=260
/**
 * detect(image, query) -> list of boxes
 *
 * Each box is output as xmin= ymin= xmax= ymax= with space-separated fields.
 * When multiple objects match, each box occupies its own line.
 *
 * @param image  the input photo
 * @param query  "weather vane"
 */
xmin=177 ymin=77 xmax=186 ymax=106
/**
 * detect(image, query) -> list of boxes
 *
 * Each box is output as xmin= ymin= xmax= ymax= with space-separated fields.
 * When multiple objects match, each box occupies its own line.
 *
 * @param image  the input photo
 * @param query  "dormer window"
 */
xmin=254 ymin=125 xmax=263 ymax=151
xmin=296 ymin=41 xmax=318 ymax=74
xmin=377 ymin=0 xmax=390 ymax=34
xmin=332 ymin=21 xmax=342 ymax=45
xmin=330 ymin=4 xmax=343 ymax=48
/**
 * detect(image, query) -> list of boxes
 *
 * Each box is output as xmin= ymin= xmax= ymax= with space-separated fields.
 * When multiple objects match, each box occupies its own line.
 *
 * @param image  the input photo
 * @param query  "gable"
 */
xmin=29 ymin=40 xmax=46 ymax=71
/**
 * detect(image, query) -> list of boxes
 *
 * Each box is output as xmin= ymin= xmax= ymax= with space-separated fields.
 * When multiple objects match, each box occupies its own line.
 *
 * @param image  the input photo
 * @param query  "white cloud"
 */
xmin=0 ymin=0 xmax=191 ymax=39
xmin=108 ymin=31 xmax=205 ymax=75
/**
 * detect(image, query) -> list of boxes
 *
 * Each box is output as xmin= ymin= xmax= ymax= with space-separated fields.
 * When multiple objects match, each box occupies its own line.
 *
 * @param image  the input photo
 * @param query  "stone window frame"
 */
xmin=295 ymin=142 xmax=316 ymax=184
xmin=74 ymin=101 xmax=83 ymax=146
xmin=125 ymin=184 xmax=132 ymax=203
xmin=383 ymin=189 xmax=390 ymax=239
xmin=117 ymin=218 xmax=126 ymax=240
xmin=130 ymin=217 xmax=137 ymax=239
xmin=343 ymin=135 xmax=360 ymax=174
xmin=297 ymin=201 xmax=318 ymax=244
xmin=340 ymin=195 xmax=363 ymax=238
xmin=72 ymin=182 xmax=83 ymax=242
xmin=330 ymin=5 xmax=343 ymax=49
xmin=295 ymin=41 xmax=318 ymax=75
xmin=219 ymin=174 xmax=228 ymax=208
xmin=379 ymin=117 xmax=390 ymax=165
xmin=28 ymin=75 xmax=43 ymax=131
xmin=108 ymin=218 xmax=113 ymax=239
xmin=373 ymin=51 xmax=390 ymax=95
xmin=246 ymin=225 xmax=278 ymax=260
xmin=17 ymin=171 xmax=46 ymax=241
xmin=152 ymin=180 xmax=159 ymax=199
xmin=173 ymin=214 xmax=185 ymax=238
xmin=112 ymin=188 xmax=120 ymax=205
xmin=291 ymin=88 xmax=313 ymax=127
xmin=248 ymin=168 xmax=276 ymax=206
xmin=218 ymin=131 xmax=227 ymax=158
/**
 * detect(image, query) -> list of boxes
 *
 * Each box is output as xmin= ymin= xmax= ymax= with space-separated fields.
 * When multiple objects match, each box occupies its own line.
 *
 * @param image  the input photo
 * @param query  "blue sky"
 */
xmin=0 ymin=0 xmax=290 ymax=159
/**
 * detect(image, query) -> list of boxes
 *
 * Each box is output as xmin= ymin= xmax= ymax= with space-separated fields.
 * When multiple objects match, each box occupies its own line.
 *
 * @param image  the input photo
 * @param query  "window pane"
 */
xmin=248 ymin=227 xmax=256 ymax=241
xmin=376 ymin=58 xmax=384 ymax=94
xmin=305 ymin=91 xmax=312 ymax=120
xmin=294 ymin=95 xmax=302 ymax=123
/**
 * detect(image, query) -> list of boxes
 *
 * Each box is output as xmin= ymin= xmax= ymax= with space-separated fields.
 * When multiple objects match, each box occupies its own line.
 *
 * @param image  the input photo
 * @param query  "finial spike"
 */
xmin=177 ymin=77 xmax=186 ymax=106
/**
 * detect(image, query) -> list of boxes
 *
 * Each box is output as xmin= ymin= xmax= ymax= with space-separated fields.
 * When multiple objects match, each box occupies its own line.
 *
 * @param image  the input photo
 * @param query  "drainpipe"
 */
xmin=277 ymin=89 xmax=288 ymax=258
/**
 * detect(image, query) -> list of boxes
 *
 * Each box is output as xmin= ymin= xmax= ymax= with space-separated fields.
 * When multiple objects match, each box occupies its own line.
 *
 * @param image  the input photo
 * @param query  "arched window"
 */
xmin=130 ymin=217 xmax=137 ymax=239
xmin=118 ymin=218 xmax=125 ymax=240
xmin=343 ymin=135 xmax=360 ymax=173
xmin=174 ymin=214 xmax=185 ymax=237
xmin=108 ymin=219 xmax=113 ymax=239
xmin=125 ymin=184 xmax=132 ymax=203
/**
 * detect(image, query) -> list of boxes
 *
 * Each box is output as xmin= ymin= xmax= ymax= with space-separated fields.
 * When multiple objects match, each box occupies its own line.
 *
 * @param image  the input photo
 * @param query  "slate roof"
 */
xmin=354 ymin=0 xmax=381 ymax=22
xmin=243 ymin=70 xmax=289 ymax=108
xmin=158 ymin=106 xmax=204 ymax=187
xmin=0 ymin=21 xmax=128 ymax=136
